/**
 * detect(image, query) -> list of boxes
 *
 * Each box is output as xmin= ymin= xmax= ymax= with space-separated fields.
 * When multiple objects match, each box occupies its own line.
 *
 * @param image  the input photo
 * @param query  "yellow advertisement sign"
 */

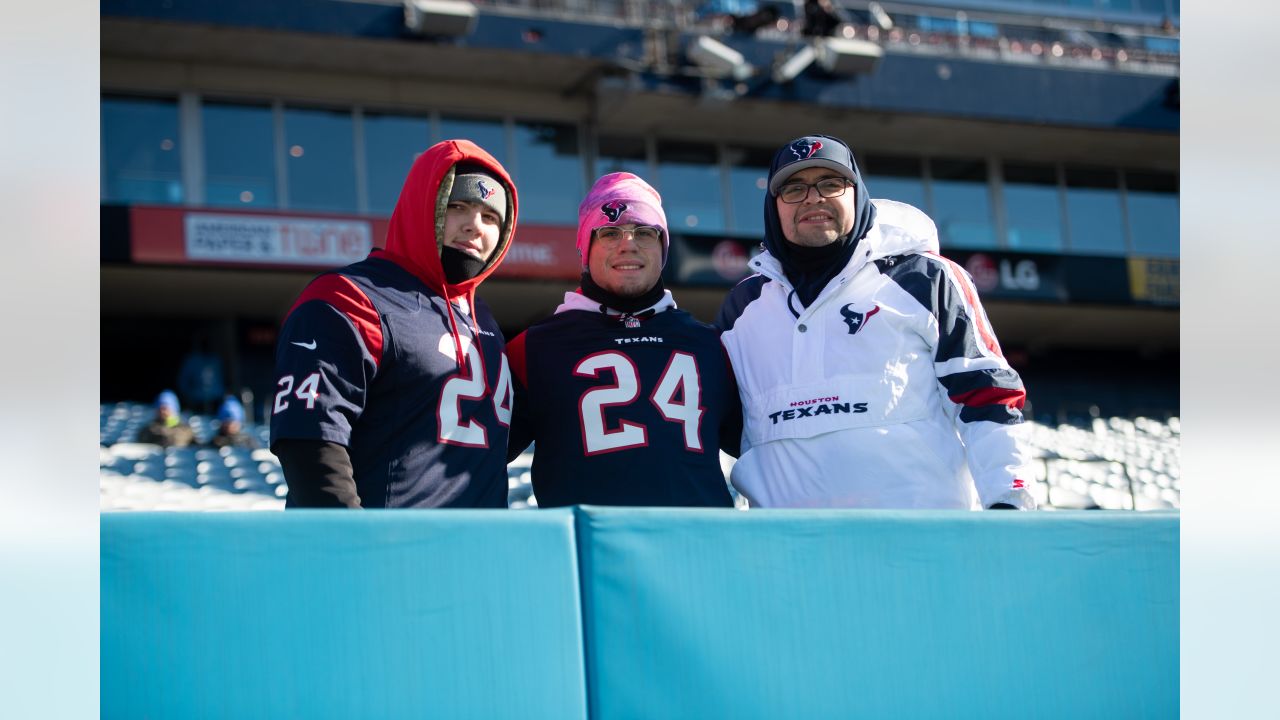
xmin=1128 ymin=257 xmax=1179 ymax=305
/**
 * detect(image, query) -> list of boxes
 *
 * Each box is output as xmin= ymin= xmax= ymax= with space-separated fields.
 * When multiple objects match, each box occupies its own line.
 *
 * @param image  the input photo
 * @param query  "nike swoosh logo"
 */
xmin=291 ymin=340 xmax=317 ymax=350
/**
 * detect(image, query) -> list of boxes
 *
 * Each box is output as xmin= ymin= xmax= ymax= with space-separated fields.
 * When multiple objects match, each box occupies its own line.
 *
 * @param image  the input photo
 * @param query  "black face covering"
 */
xmin=783 ymin=234 xmax=861 ymax=308
xmin=441 ymin=246 xmax=487 ymax=284
xmin=579 ymin=272 xmax=667 ymax=315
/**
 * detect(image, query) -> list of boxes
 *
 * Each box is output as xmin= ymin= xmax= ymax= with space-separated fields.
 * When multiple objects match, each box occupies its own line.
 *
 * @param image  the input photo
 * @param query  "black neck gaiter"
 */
xmin=783 ymin=235 xmax=860 ymax=308
xmin=579 ymin=272 xmax=667 ymax=315
xmin=441 ymin=247 xmax=487 ymax=284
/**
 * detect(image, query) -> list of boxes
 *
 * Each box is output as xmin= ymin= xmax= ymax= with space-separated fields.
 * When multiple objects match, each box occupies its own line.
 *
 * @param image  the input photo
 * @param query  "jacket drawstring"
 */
xmin=444 ymin=294 xmax=466 ymax=369
xmin=443 ymin=288 xmax=482 ymax=371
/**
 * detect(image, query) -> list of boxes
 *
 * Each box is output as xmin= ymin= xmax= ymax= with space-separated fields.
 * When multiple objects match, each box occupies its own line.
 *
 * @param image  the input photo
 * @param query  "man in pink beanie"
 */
xmin=505 ymin=172 xmax=740 ymax=507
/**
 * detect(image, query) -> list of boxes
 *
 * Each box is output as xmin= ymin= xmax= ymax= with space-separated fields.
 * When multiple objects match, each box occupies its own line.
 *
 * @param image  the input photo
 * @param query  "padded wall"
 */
xmin=576 ymin=508 xmax=1178 ymax=720
xmin=102 ymin=511 xmax=587 ymax=720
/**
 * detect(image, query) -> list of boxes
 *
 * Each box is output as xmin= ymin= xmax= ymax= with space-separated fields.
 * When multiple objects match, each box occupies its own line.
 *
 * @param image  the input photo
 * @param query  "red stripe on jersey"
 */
xmin=926 ymin=252 xmax=1002 ymax=358
xmin=286 ymin=274 xmax=384 ymax=367
xmin=949 ymin=385 xmax=1026 ymax=410
xmin=506 ymin=331 xmax=529 ymax=387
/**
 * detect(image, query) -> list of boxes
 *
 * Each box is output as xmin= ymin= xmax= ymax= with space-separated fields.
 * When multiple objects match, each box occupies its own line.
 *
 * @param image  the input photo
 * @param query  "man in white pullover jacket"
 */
xmin=715 ymin=134 xmax=1035 ymax=510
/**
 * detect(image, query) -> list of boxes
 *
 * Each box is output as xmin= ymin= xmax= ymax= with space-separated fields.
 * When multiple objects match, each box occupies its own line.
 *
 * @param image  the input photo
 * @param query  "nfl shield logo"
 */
xmin=623 ymin=315 xmax=641 ymax=329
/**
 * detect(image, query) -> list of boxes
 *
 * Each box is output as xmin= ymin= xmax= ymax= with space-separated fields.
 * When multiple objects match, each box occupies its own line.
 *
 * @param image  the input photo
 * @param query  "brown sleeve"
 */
xmin=274 ymin=439 xmax=362 ymax=509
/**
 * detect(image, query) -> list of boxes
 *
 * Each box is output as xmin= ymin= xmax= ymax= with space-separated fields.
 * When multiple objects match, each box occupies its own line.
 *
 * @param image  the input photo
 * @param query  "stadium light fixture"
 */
xmin=773 ymin=36 xmax=882 ymax=83
xmin=815 ymin=37 xmax=883 ymax=75
xmin=772 ymin=44 xmax=815 ymax=84
xmin=868 ymin=2 xmax=894 ymax=31
xmin=687 ymin=35 xmax=753 ymax=81
xmin=403 ymin=0 xmax=478 ymax=38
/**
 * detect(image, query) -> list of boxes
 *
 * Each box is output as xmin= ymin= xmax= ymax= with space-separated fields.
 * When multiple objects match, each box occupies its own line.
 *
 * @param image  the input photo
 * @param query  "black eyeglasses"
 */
xmin=777 ymin=177 xmax=853 ymax=204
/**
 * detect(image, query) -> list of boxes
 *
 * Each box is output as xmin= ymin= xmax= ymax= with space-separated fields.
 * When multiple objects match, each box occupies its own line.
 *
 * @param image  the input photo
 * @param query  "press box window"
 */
xmin=101 ymin=96 xmax=183 ymax=205
xmin=203 ymin=101 xmax=276 ymax=208
xmin=1125 ymin=171 xmax=1178 ymax=258
xmin=284 ymin=106 xmax=357 ymax=213
xmin=1065 ymin=167 xmax=1125 ymax=256
xmin=1002 ymin=163 xmax=1063 ymax=253
xmin=930 ymin=159 xmax=996 ymax=249
xmin=657 ymin=140 xmax=725 ymax=233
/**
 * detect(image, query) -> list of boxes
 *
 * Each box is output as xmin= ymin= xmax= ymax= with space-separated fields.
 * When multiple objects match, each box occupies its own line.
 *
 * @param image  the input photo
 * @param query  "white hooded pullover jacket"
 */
xmin=717 ymin=200 xmax=1035 ymax=509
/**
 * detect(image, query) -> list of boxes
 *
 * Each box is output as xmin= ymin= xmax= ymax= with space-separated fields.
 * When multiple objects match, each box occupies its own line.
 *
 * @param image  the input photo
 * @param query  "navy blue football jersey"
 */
xmin=508 ymin=298 xmax=736 ymax=507
xmin=271 ymin=255 xmax=512 ymax=508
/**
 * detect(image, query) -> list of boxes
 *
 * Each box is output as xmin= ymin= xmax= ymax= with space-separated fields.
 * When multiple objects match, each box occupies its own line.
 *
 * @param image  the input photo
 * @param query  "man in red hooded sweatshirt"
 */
xmin=271 ymin=139 xmax=518 ymax=508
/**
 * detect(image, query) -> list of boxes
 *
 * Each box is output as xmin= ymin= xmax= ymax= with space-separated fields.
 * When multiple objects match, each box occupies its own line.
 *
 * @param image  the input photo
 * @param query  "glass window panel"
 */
xmin=1065 ymin=167 xmax=1126 ymax=255
xmin=596 ymin=135 xmax=649 ymax=179
xmin=284 ymin=106 xmax=356 ymax=213
xmin=438 ymin=115 xmax=507 ymax=165
xmin=1125 ymin=171 xmax=1178 ymax=257
xmin=101 ymin=96 xmax=183 ymax=204
xmin=656 ymin=141 xmax=724 ymax=233
xmin=364 ymin=112 xmax=430 ymax=216
xmin=930 ymin=159 xmax=996 ymax=249
xmin=725 ymin=146 xmax=772 ymax=236
xmin=203 ymin=102 xmax=276 ymax=208
xmin=1002 ymin=162 xmax=1063 ymax=252
xmin=514 ymin=121 xmax=583 ymax=224
xmin=865 ymin=154 xmax=927 ymax=212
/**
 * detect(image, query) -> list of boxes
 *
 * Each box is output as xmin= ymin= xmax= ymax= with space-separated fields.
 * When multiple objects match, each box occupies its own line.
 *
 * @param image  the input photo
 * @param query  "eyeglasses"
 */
xmin=777 ymin=177 xmax=853 ymax=204
xmin=595 ymin=225 xmax=662 ymax=243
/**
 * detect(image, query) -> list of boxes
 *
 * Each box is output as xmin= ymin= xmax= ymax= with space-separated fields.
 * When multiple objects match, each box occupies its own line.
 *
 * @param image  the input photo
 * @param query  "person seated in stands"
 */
xmin=802 ymin=0 xmax=843 ymax=38
xmin=209 ymin=396 xmax=260 ymax=449
xmin=136 ymin=390 xmax=195 ymax=447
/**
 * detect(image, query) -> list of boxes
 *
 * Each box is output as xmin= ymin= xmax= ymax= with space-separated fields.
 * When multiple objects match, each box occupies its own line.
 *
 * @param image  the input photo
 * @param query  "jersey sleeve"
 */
xmin=269 ymin=275 xmax=382 ymax=449
xmin=924 ymin=255 xmax=1036 ymax=509
xmin=717 ymin=341 xmax=743 ymax=458
xmin=504 ymin=330 xmax=534 ymax=463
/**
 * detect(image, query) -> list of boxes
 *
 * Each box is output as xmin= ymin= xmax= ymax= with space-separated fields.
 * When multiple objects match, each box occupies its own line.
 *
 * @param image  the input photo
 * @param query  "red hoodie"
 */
xmin=373 ymin=138 xmax=519 ymax=364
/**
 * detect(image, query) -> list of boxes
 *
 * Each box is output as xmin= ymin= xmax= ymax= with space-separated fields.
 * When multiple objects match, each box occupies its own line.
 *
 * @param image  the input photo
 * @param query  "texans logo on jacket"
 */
xmin=601 ymin=201 xmax=628 ymax=222
xmin=789 ymin=139 xmax=823 ymax=160
xmin=839 ymin=303 xmax=880 ymax=335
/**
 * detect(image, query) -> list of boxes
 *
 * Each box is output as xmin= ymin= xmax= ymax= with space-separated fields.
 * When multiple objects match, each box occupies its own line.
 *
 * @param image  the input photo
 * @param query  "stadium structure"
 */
xmin=99 ymin=4 xmax=1180 ymax=715
xmin=100 ymin=0 xmax=1180 ymax=510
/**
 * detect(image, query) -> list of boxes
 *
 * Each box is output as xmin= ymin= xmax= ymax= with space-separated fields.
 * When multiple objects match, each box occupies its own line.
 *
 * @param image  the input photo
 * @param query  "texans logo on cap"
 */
xmin=789 ymin=139 xmax=823 ymax=161
xmin=839 ymin=303 xmax=880 ymax=335
xmin=601 ymin=200 xmax=628 ymax=222
xmin=476 ymin=179 xmax=497 ymax=200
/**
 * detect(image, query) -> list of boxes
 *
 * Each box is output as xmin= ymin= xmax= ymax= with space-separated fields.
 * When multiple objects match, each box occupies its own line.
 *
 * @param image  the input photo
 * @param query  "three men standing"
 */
xmin=272 ymin=133 xmax=1032 ymax=511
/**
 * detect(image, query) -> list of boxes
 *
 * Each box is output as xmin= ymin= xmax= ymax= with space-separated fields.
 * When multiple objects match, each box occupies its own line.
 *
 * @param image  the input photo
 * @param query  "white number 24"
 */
xmin=273 ymin=372 xmax=320 ymax=413
xmin=575 ymin=350 xmax=704 ymax=456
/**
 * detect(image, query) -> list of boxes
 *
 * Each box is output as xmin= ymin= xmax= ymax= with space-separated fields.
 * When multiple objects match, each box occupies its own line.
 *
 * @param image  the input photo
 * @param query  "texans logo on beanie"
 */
xmin=601 ymin=201 xmax=628 ymax=222
xmin=577 ymin=173 xmax=670 ymax=270
xmin=450 ymin=169 xmax=507 ymax=223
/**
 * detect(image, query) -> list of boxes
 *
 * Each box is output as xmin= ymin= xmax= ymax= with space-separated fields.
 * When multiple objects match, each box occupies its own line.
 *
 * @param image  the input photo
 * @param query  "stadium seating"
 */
xmin=100 ymin=402 xmax=1178 ymax=512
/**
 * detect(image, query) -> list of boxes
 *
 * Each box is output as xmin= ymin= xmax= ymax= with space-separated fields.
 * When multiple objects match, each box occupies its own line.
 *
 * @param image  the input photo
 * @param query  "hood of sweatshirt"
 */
xmin=376 ymin=138 xmax=518 ymax=307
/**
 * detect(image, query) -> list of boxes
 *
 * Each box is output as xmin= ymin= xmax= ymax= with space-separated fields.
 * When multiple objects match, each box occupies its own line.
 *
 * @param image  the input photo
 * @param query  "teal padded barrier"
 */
xmin=576 ymin=508 xmax=1178 ymax=720
xmin=102 ymin=511 xmax=587 ymax=720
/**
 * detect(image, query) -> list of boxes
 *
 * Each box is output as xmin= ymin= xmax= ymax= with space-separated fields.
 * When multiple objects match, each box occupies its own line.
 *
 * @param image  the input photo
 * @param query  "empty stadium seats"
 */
xmin=101 ymin=402 xmax=1179 ymax=512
